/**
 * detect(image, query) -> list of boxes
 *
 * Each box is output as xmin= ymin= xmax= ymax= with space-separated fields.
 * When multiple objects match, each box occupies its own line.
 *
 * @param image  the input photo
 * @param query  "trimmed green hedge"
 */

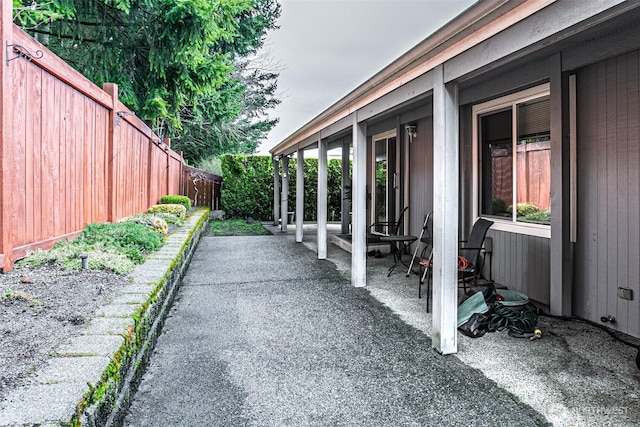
xmin=220 ymin=155 xmax=348 ymax=221
xmin=160 ymin=195 xmax=191 ymax=211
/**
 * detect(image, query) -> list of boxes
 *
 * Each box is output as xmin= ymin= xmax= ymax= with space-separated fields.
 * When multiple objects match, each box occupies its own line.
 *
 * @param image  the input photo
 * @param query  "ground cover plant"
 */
xmin=18 ymin=221 xmax=164 ymax=275
xmin=0 ymin=210 xmax=190 ymax=402
xmin=209 ymin=219 xmax=270 ymax=236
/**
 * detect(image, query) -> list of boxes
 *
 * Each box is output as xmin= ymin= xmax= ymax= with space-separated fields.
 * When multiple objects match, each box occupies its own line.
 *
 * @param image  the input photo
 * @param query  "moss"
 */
xmin=70 ymin=207 xmax=210 ymax=425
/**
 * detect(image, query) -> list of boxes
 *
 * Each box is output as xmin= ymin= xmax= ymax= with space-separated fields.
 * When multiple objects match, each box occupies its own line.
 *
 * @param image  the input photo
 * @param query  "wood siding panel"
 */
xmin=409 ymin=117 xmax=433 ymax=239
xmin=486 ymin=229 xmax=550 ymax=305
xmin=575 ymin=50 xmax=640 ymax=337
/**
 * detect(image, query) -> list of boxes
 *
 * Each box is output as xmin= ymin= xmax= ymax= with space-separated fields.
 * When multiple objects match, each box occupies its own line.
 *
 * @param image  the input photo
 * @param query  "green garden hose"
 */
xmin=491 ymin=303 xmax=538 ymax=338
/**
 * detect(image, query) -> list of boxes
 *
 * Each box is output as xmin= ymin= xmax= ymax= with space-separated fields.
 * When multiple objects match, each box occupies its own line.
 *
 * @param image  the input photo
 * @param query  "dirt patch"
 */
xmin=0 ymin=264 xmax=129 ymax=402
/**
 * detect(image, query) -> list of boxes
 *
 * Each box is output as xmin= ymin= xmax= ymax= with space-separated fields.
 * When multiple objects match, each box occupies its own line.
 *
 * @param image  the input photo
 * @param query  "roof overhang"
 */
xmin=270 ymin=0 xmax=635 ymax=157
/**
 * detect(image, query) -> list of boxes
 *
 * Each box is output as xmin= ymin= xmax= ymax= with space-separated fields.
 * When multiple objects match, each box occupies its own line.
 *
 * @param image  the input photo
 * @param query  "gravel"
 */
xmin=0 ymin=264 xmax=130 ymax=402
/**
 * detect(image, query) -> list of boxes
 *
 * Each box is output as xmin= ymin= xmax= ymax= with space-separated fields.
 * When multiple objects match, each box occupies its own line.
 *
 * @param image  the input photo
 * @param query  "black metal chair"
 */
xmin=366 ymin=206 xmax=409 ymax=252
xmin=418 ymin=218 xmax=493 ymax=311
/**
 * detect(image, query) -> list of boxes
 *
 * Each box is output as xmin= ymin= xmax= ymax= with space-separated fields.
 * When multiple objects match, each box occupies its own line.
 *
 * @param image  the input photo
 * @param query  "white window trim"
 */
xmin=371 ymin=129 xmax=397 ymax=227
xmin=471 ymin=83 xmax=551 ymax=239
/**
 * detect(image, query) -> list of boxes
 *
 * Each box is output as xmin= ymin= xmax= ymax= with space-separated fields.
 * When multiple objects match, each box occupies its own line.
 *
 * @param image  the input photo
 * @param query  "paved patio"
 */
xmin=264 ymin=222 xmax=640 ymax=427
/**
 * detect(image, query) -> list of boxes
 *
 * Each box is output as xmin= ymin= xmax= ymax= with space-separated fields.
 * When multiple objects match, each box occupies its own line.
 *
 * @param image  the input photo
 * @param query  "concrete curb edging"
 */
xmin=0 ymin=208 xmax=209 ymax=426
xmin=82 ymin=208 xmax=210 ymax=426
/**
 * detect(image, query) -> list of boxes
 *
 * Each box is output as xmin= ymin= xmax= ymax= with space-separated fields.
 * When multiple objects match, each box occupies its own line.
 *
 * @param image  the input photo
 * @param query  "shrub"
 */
xmin=196 ymin=156 xmax=222 ymax=176
xmin=506 ymin=203 xmax=540 ymax=217
xmin=152 ymin=212 xmax=184 ymax=227
xmin=18 ymin=222 xmax=162 ymax=274
xmin=220 ymin=154 xmax=347 ymax=221
xmin=492 ymin=198 xmax=507 ymax=214
xmin=79 ymin=222 xmax=163 ymax=264
xmin=120 ymin=214 xmax=168 ymax=235
xmin=148 ymin=203 xmax=186 ymax=220
xmin=160 ymin=195 xmax=191 ymax=211
xmin=522 ymin=210 xmax=551 ymax=223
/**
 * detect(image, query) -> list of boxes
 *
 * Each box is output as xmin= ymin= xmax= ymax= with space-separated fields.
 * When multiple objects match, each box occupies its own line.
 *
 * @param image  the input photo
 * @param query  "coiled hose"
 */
xmin=491 ymin=303 xmax=538 ymax=338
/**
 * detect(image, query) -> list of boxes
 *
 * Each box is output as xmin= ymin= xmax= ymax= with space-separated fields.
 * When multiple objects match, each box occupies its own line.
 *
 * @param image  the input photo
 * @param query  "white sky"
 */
xmin=257 ymin=0 xmax=477 ymax=154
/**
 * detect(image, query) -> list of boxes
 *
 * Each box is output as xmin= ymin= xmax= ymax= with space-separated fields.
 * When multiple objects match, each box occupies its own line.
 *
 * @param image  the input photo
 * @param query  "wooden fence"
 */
xmin=181 ymin=165 xmax=222 ymax=210
xmin=0 ymin=4 xmax=183 ymax=272
xmin=491 ymin=141 xmax=551 ymax=211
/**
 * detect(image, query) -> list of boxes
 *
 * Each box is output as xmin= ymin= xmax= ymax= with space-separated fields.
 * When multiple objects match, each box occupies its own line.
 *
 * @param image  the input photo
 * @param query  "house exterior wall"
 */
xmin=574 ymin=49 xmax=640 ymax=337
xmin=457 ymin=59 xmax=554 ymax=305
xmin=408 ymin=116 xmax=434 ymax=240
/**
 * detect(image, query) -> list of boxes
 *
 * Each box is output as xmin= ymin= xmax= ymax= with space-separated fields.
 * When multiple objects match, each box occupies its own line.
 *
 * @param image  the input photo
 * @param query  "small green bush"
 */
xmin=507 ymin=203 xmax=540 ymax=217
xmin=152 ymin=212 xmax=184 ymax=227
xmin=160 ymin=195 xmax=191 ymax=211
xmin=522 ymin=210 xmax=551 ymax=223
xmin=79 ymin=222 xmax=163 ymax=264
xmin=18 ymin=222 xmax=162 ymax=274
xmin=148 ymin=203 xmax=186 ymax=220
xmin=196 ymin=156 xmax=222 ymax=176
xmin=492 ymin=198 xmax=507 ymax=214
xmin=120 ymin=214 xmax=168 ymax=235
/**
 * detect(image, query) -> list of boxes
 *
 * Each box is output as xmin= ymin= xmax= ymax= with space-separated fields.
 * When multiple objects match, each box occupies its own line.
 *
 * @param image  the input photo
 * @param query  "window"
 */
xmin=472 ymin=84 xmax=551 ymax=237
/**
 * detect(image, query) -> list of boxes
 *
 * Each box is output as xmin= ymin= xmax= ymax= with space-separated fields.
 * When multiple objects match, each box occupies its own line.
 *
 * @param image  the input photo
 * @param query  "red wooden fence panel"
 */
xmin=0 ymin=18 xmax=184 ymax=271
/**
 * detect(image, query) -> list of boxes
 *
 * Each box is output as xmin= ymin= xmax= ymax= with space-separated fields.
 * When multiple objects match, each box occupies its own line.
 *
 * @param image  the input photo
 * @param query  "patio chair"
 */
xmin=418 ymin=218 xmax=494 ymax=312
xmin=406 ymin=211 xmax=432 ymax=277
xmin=366 ymin=206 xmax=409 ymax=255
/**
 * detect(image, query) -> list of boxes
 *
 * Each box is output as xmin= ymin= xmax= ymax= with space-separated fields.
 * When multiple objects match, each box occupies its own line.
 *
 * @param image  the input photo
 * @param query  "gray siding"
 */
xmin=486 ymin=230 xmax=550 ymax=305
xmin=408 ymin=117 xmax=434 ymax=239
xmin=459 ymin=103 xmax=551 ymax=306
xmin=574 ymin=50 xmax=640 ymax=338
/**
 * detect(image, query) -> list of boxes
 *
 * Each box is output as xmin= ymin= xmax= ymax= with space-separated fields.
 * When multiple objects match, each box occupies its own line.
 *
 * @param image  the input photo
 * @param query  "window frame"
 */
xmin=471 ymin=83 xmax=551 ymax=239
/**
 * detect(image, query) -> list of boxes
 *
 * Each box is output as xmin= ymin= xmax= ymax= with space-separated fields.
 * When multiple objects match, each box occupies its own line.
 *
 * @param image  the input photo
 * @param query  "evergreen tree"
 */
xmin=13 ymin=0 xmax=281 ymax=163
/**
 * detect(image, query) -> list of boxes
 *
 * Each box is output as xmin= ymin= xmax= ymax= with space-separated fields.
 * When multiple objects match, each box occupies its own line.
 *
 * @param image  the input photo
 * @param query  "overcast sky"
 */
xmin=257 ymin=0 xmax=477 ymax=154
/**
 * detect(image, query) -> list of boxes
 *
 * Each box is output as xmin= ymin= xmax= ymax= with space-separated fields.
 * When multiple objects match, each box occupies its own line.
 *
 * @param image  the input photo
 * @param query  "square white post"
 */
xmin=432 ymin=64 xmax=459 ymax=355
xmin=317 ymin=138 xmax=328 ymax=258
xmin=351 ymin=115 xmax=367 ymax=287
xmin=273 ymin=157 xmax=280 ymax=226
xmin=296 ymin=149 xmax=304 ymax=242
xmin=281 ymin=155 xmax=289 ymax=232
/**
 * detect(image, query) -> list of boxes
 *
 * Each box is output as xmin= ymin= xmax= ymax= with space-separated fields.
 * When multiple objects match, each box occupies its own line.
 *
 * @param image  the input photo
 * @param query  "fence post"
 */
xmin=103 ymin=83 xmax=118 ymax=222
xmin=0 ymin=2 xmax=15 ymax=271
xmin=164 ymin=137 xmax=171 ymax=197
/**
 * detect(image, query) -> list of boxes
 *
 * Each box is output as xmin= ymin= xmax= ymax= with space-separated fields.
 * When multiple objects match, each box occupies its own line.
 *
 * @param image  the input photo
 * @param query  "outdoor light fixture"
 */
xmin=406 ymin=124 xmax=417 ymax=143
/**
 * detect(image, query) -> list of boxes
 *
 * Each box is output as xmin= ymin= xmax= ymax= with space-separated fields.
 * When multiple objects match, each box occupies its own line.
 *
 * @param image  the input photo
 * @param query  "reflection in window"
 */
xmin=479 ymin=95 xmax=551 ymax=225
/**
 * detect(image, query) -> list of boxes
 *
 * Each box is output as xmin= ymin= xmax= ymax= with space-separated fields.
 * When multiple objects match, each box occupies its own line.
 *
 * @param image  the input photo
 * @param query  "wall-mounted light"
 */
xmin=405 ymin=124 xmax=417 ymax=143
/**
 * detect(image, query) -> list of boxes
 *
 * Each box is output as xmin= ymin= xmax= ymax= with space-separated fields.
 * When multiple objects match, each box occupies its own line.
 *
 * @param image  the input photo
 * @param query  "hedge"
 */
xmin=220 ymin=154 xmax=349 ymax=221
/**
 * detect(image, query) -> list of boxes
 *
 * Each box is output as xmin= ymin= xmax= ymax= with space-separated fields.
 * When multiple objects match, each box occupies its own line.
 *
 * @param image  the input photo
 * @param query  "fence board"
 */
xmin=181 ymin=165 xmax=222 ymax=210
xmin=0 ymin=20 xmax=184 ymax=270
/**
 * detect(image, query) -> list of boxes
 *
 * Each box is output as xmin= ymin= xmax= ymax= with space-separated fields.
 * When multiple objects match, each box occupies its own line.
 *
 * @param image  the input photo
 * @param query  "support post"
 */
xmin=317 ymin=138 xmax=328 ymax=258
xmin=281 ymin=155 xmax=289 ymax=232
xmin=549 ymin=53 xmax=573 ymax=316
xmin=103 ymin=83 xmax=118 ymax=222
xmin=0 ymin=1 xmax=14 ymax=272
xmin=432 ymin=64 xmax=459 ymax=355
xmin=296 ymin=149 xmax=304 ymax=243
xmin=341 ymin=140 xmax=351 ymax=234
xmin=273 ymin=157 xmax=280 ymax=226
xmin=351 ymin=114 xmax=367 ymax=287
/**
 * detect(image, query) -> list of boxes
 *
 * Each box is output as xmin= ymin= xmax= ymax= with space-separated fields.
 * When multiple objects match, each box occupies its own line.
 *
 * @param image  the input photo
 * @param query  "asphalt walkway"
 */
xmin=123 ymin=234 xmax=546 ymax=426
